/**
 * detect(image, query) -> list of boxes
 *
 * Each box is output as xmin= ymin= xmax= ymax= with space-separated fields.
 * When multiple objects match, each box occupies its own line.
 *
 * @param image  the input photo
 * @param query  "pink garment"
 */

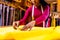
xmin=19 ymin=5 xmax=50 ymax=27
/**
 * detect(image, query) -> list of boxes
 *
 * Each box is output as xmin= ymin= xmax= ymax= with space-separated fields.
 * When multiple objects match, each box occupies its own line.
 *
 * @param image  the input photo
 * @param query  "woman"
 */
xmin=13 ymin=0 xmax=50 ymax=30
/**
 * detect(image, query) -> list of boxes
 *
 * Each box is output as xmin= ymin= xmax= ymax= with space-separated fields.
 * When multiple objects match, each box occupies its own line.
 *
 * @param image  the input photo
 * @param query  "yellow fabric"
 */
xmin=0 ymin=26 xmax=60 ymax=40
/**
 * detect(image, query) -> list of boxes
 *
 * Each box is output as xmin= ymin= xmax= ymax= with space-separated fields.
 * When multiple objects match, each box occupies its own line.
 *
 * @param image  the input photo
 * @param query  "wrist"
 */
xmin=32 ymin=20 xmax=35 ymax=25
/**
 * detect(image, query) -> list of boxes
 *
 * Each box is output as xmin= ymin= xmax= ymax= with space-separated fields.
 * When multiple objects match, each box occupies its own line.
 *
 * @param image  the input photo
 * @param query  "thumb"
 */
xmin=16 ymin=21 xmax=19 ymax=27
xmin=29 ymin=26 xmax=33 ymax=31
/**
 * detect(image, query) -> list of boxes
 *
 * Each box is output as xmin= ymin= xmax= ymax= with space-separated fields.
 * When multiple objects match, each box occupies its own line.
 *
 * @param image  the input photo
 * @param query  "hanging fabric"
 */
xmin=32 ymin=5 xmax=34 ymax=21
xmin=0 ymin=4 xmax=2 ymax=26
xmin=6 ymin=6 xmax=9 ymax=26
xmin=41 ymin=5 xmax=45 ymax=27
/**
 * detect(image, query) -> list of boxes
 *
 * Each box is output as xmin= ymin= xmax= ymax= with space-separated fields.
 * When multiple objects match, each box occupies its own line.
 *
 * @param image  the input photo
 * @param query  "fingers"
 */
xmin=16 ymin=21 xmax=19 ymax=27
xmin=21 ymin=21 xmax=35 ymax=31
xmin=21 ymin=25 xmax=33 ymax=31
xmin=13 ymin=26 xmax=17 ymax=30
xmin=13 ymin=21 xmax=19 ymax=30
xmin=21 ymin=25 xmax=28 ymax=31
xmin=13 ymin=23 xmax=17 ymax=30
xmin=28 ymin=26 xmax=32 ymax=31
xmin=13 ymin=22 xmax=16 ymax=26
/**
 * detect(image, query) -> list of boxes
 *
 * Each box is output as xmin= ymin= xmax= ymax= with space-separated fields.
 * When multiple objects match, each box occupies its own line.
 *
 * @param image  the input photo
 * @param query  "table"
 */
xmin=0 ymin=26 xmax=60 ymax=40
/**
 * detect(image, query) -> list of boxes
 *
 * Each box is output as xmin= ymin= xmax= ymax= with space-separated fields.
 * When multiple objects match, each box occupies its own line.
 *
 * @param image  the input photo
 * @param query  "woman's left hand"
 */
xmin=21 ymin=21 xmax=35 ymax=31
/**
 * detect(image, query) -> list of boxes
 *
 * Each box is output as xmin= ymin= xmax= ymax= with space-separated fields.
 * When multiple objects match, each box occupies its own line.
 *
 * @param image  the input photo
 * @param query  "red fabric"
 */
xmin=48 ymin=18 xmax=51 ymax=27
xmin=19 ymin=5 xmax=50 ymax=27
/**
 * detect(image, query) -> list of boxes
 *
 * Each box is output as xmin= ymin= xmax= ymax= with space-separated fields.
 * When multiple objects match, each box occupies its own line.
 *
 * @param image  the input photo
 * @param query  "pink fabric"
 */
xmin=19 ymin=5 xmax=50 ymax=27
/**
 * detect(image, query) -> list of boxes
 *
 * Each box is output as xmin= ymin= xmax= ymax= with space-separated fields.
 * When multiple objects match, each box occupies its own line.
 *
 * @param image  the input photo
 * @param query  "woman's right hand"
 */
xmin=21 ymin=21 xmax=35 ymax=31
xmin=13 ymin=21 xmax=20 ymax=29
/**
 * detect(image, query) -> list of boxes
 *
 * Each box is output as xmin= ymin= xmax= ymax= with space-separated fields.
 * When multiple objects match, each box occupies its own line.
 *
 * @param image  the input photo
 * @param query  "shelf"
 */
xmin=13 ymin=0 xmax=21 ymax=3
xmin=0 ymin=1 xmax=26 ymax=11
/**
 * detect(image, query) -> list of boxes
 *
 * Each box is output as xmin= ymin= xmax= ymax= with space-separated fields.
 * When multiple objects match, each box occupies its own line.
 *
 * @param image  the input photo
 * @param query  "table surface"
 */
xmin=0 ymin=26 xmax=60 ymax=40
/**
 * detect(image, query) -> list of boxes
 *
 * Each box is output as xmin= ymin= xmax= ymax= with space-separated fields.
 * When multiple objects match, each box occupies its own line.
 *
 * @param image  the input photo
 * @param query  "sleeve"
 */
xmin=35 ymin=6 xmax=50 ymax=25
xmin=19 ymin=7 xmax=32 ymax=25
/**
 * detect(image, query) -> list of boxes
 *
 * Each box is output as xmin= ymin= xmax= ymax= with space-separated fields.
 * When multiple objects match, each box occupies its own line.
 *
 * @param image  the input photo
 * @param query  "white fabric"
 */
xmin=41 ymin=6 xmax=45 ymax=27
xmin=32 ymin=5 xmax=34 ymax=20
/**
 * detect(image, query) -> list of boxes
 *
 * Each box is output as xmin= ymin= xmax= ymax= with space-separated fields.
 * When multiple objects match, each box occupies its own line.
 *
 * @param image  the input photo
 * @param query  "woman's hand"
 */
xmin=21 ymin=21 xmax=35 ymax=31
xmin=13 ymin=21 xmax=19 ymax=29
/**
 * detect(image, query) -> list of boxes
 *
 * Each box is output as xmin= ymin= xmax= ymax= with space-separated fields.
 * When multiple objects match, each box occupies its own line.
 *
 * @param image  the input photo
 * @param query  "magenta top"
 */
xmin=19 ymin=5 xmax=50 ymax=26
